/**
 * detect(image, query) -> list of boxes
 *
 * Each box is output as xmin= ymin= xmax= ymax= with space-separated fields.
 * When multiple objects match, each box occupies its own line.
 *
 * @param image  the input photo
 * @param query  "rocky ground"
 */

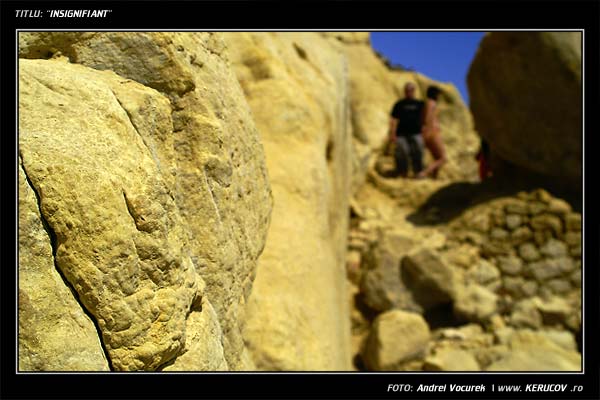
xmin=346 ymin=154 xmax=582 ymax=371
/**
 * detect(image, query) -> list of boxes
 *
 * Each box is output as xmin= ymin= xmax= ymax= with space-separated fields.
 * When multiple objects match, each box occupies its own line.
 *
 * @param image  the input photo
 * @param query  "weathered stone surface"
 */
xmin=497 ymin=255 xmax=523 ymax=276
xmin=225 ymin=32 xmax=352 ymax=370
xmin=518 ymin=243 xmax=541 ymax=262
xmin=453 ymin=284 xmax=498 ymax=322
xmin=360 ymin=233 xmax=420 ymax=313
xmin=18 ymin=163 xmax=109 ymax=371
xmin=20 ymin=59 xmax=200 ymax=370
xmin=505 ymin=214 xmax=522 ymax=230
xmin=19 ymin=32 xmax=273 ymax=371
xmin=424 ymin=348 xmax=480 ymax=371
xmin=526 ymin=258 xmax=573 ymax=282
xmin=539 ymin=238 xmax=568 ymax=257
xmin=362 ymin=310 xmax=430 ymax=371
xmin=402 ymin=249 xmax=457 ymax=309
xmin=510 ymin=226 xmax=534 ymax=245
xmin=509 ymin=299 xmax=542 ymax=329
xmin=467 ymin=259 xmax=500 ymax=286
xmin=530 ymin=214 xmax=563 ymax=236
xmin=468 ymin=32 xmax=582 ymax=187
xmin=486 ymin=329 xmax=581 ymax=371
xmin=535 ymin=296 xmax=571 ymax=326
xmin=162 ymin=298 xmax=228 ymax=371
xmin=565 ymin=213 xmax=582 ymax=231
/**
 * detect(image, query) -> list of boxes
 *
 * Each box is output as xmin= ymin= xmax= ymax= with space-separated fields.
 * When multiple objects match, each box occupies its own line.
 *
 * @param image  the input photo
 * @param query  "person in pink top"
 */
xmin=417 ymin=86 xmax=447 ymax=179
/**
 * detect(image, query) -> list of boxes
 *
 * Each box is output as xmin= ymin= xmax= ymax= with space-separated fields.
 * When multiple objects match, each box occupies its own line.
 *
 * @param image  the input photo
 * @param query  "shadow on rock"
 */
xmin=406 ymin=176 xmax=580 ymax=226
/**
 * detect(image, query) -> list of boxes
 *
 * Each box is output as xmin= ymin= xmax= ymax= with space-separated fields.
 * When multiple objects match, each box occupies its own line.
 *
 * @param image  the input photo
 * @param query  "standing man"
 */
xmin=388 ymin=82 xmax=425 ymax=177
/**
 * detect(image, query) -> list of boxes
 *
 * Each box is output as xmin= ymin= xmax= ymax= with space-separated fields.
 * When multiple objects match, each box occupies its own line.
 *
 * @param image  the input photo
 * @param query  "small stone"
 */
xmin=516 ymin=191 xmax=531 ymax=201
xmin=468 ymin=213 xmax=491 ymax=233
xmin=510 ymin=226 xmax=533 ymax=246
xmin=564 ymin=231 xmax=581 ymax=247
xmin=530 ymin=214 xmax=563 ymax=236
xmin=528 ymin=201 xmax=547 ymax=215
xmin=534 ymin=296 xmax=571 ymax=326
xmin=533 ymin=230 xmax=551 ymax=246
xmin=454 ymin=284 xmax=498 ymax=323
xmin=489 ymin=314 xmax=506 ymax=331
xmin=497 ymin=255 xmax=523 ymax=276
xmin=534 ymin=189 xmax=553 ymax=204
xmin=547 ymin=198 xmax=571 ymax=215
xmin=547 ymin=279 xmax=572 ymax=294
xmin=505 ymin=214 xmax=523 ymax=230
xmin=521 ymin=280 xmax=539 ymax=297
xmin=504 ymin=200 xmax=528 ymax=215
xmin=510 ymin=299 xmax=542 ymax=329
xmin=362 ymin=310 xmax=431 ymax=371
xmin=490 ymin=228 xmax=509 ymax=240
xmin=402 ymin=249 xmax=457 ymax=308
xmin=570 ymin=269 xmax=581 ymax=288
xmin=468 ymin=259 xmax=501 ymax=285
xmin=503 ymin=276 xmax=526 ymax=298
xmin=565 ymin=213 xmax=581 ymax=231
xmin=423 ymin=348 xmax=480 ymax=371
xmin=526 ymin=258 xmax=570 ymax=281
xmin=539 ymin=239 xmax=568 ymax=257
xmin=481 ymin=240 xmax=511 ymax=257
xmin=518 ymin=243 xmax=541 ymax=262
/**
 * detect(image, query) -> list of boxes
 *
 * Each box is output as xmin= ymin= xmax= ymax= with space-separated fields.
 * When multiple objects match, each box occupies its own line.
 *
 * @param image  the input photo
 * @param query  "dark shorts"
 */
xmin=394 ymin=134 xmax=424 ymax=176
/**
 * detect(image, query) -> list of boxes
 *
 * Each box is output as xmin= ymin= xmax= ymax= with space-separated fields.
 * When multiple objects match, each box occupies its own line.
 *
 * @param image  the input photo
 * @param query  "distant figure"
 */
xmin=417 ymin=86 xmax=447 ymax=179
xmin=476 ymin=138 xmax=493 ymax=180
xmin=388 ymin=82 xmax=425 ymax=177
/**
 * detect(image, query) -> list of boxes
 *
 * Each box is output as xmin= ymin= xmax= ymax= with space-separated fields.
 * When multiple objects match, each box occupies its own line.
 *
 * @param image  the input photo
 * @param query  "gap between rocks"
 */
xmin=19 ymin=158 xmax=115 ymax=371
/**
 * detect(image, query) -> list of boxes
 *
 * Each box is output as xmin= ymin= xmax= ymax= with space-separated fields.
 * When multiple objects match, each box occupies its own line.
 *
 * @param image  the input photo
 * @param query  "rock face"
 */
xmin=224 ymin=33 xmax=352 ymax=370
xmin=19 ymin=164 xmax=109 ymax=371
xmin=468 ymin=32 xmax=582 ymax=190
xmin=362 ymin=310 xmax=431 ymax=371
xmin=19 ymin=33 xmax=272 ymax=371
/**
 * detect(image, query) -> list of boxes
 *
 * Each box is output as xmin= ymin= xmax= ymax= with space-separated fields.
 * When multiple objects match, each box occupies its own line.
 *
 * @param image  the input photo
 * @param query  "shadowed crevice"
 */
xmin=19 ymin=157 xmax=115 ymax=371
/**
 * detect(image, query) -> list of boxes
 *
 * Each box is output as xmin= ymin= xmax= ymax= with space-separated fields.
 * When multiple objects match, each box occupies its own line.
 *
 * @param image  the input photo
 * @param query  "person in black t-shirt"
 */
xmin=388 ymin=82 xmax=425 ymax=177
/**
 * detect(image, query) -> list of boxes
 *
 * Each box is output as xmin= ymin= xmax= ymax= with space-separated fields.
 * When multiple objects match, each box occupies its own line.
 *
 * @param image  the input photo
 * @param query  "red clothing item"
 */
xmin=477 ymin=153 xmax=492 ymax=180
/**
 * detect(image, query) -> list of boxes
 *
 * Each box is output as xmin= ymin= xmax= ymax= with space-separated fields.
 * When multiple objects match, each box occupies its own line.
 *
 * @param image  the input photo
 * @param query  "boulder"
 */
xmin=19 ymin=32 xmax=273 ymax=371
xmin=402 ymin=249 xmax=457 ymax=309
xmin=468 ymin=32 xmax=582 ymax=190
xmin=362 ymin=310 xmax=431 ymax=371
xmin=453 ymin=284 xmax=498 ymax=322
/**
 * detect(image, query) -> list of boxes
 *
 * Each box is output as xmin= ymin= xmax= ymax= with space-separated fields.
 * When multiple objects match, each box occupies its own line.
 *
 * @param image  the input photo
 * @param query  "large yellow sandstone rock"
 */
xmin=224 ymin=32 xmax=352 ymax=370
xmin=468 ymin=32 xmax=582 ymax=190
xmin=19 ymin=32 xmax=272 ymax=370
xmin=18 ymin=163 xmax=110 ymax=371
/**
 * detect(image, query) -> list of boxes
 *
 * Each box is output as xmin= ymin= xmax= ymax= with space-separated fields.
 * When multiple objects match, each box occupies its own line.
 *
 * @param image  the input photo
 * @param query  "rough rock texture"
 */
xmin=19 ymin=32 xmax=272 ymax=371
xmin=362 ymin=310 xmax=431 ymax=371
xmin=487 ymin=329 xmax=581 ymax=371
xmin=348 ymin=183 xmax=581 ymax=371
xmin=359 ymin=231 xmax=419 ymax=313
xmin=224 ymin=32 xmax=352 ymax=370
xmin=468 ymin=32 xmax=582 ymax=190
xmin=18 ymin=163 xmax=110 ymax=371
